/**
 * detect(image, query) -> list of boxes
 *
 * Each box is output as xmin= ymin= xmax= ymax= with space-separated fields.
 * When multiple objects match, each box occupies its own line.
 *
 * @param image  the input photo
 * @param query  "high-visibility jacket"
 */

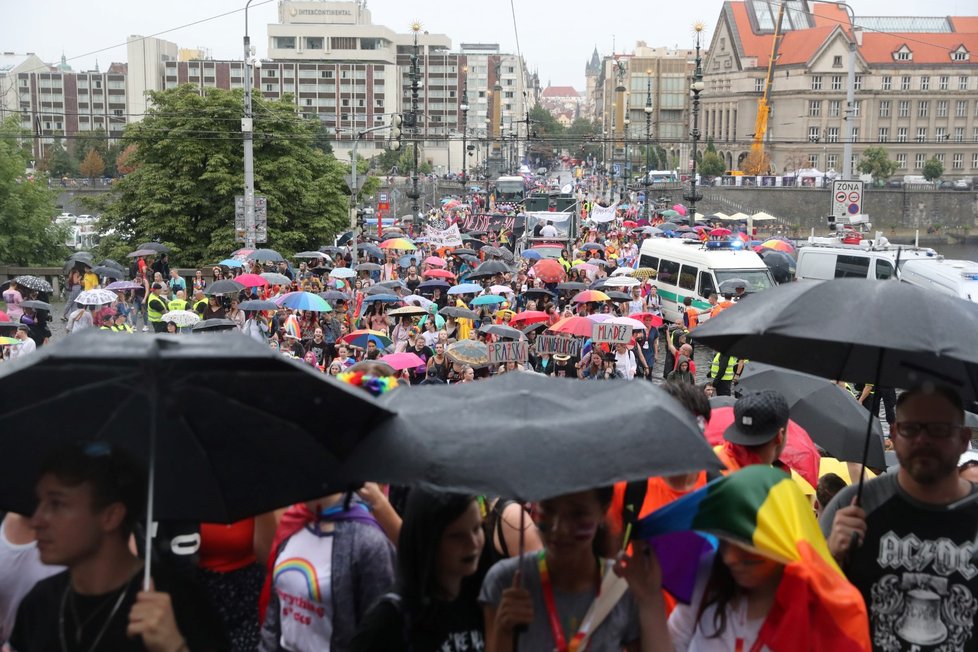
xmin=710 ymin=353 xmax=737 ymax=381
xmin=167 ymin=298 xmax=188 ymax=312
xmin=147 ymin=294 xmax=167 ymax=323
xmin=193 ymin=298 xmax=209 ymax=317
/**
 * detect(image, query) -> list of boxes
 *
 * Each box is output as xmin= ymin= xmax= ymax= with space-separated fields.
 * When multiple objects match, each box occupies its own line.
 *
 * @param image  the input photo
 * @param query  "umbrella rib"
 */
xmin=0 ymin=371 xmax=145 ymax=421
xmin=90 ymin=392 xmax=140 ymax=442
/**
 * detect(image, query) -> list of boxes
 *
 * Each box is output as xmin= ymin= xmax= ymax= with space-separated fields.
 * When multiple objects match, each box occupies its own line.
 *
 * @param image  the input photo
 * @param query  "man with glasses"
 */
xmin=821 ymin=385 xmax=978 ymax=651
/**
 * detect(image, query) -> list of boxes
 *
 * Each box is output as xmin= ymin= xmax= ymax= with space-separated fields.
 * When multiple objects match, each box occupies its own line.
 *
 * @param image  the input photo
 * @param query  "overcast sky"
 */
xmin=3 ymin=0 xmax=971 ymax=88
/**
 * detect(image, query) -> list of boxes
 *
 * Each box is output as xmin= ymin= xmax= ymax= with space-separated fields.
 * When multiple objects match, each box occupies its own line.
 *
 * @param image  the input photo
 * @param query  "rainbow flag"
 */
xmin=634 ymin=465 xmax=870 ymax=652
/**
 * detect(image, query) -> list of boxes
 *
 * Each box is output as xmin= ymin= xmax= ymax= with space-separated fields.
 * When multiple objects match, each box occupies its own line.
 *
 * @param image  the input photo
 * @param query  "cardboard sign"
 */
xmin=591 ymin=322 xmax=632 ymax=344
xmin=423 ymin=224 xmax=464 ymax=247
xmin=535 ymin=335 xmax=583 ymax=357
xmin=487 ymin=340 xmax=529 ymax=365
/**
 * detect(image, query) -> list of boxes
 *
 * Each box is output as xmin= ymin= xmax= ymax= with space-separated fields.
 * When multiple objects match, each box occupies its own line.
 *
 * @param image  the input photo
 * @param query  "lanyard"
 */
xmin=537 ymin=550 xmax=599 ymax=652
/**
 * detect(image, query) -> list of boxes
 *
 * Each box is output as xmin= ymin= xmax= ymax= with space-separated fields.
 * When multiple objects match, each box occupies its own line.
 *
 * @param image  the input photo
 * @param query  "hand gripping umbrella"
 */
xmin=692 ymin=278 xmax=978 ymax=503
xmin=0 ymin=330 xmax=393 ymax=589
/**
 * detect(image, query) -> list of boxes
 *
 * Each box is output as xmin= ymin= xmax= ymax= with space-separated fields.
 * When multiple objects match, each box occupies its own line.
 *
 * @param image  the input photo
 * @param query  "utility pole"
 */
xmin=684 ymin=23 xmax=706 ymax=227
xmin=242 ymin=0 xmax=257 ymax=249
xmin=406 ymin=23 xmax=422 ymax=219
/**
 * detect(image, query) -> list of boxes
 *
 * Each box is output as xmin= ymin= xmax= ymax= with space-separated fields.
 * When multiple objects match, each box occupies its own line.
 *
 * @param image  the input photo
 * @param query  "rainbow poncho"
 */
xmin=635 ymin=465 xmax=870 ymax=652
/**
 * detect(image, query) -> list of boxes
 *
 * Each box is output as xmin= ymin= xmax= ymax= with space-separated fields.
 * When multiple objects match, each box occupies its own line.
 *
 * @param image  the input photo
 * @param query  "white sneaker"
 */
xmin=142 ymin=326 xmax=149 ymax=332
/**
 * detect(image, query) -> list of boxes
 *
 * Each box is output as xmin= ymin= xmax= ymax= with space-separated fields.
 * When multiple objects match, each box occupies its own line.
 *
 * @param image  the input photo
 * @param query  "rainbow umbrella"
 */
xmin=276 ymin=291 xmax=333 ymax=312
xmin=571 ymin=290 xmax=610 ymax=303
xmin=0 ymin=337 xmax=24 ymax=346
xmin=379 ymin=237 xmax=417 ymax=251
xmin=760 ymin=238 xmax=796 ymax=255
xmin=341 ymin=329 xmax=393 ymax=349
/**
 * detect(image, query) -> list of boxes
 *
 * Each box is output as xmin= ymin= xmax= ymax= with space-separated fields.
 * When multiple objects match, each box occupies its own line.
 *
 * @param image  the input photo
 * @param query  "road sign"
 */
xmin=831 ymin=180 xmax=863 ymax=217
xmin=344 ymin=174 xmax=366 ymax=193
xmin=612 ymin=163 xmax=621 ymax=176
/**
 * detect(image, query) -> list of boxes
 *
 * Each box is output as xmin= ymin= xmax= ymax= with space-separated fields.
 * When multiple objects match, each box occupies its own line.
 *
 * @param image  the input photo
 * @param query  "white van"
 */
xmin=900 ymin=258 xmax=978 ymax=302
xmin=637 ymin=238 xmax=775 ymax=323
xmin=795 ymin=236 xmax=938 ymax=282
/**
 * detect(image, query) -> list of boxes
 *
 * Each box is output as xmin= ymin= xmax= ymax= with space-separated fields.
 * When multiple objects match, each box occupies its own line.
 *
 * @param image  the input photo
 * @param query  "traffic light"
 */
xmin=356 ymin=208 xmax=367 ymax=232
xmin=390 ymin=114 xmax=402 ymax=151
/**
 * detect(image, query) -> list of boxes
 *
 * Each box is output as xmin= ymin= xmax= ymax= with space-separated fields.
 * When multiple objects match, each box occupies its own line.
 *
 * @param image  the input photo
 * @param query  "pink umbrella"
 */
xmin=672 ymin=204 xmax=687 ymax=216
xmin=587 ymin=313 xmax=613 ymax=323
xmin=709 ymin=228 xmax=732 ymax=237
xmin=380 ymin=352 xmax=426 ymax=371
xmin=424 ymin=256 xmax=447 ymax=267
xmin=235 ymin=273 xmax=269 ymax=288
xmin=607 ymin=316 xmax=649 ymax=333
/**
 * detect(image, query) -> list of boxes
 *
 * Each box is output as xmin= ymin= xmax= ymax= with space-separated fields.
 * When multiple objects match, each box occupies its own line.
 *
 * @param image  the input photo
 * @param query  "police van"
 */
xmin=637 ymin=238 xmax=775 ymax=323
xmin=795 ymin=234 xmax=938 ymax=282
xmin=899 ymin=258 xmax=978 ymax=302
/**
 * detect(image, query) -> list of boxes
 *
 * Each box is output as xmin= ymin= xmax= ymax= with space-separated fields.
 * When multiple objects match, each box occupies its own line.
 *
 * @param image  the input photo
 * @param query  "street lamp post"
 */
xmin=644 ymin=69 xmax=653 ymax=222
xmin=460 ymin=66 xmax=469 ymax=186
xmin=683 ymin=23 xmax=706 ymax=226
xmin=242 ymin=0 xmax=257 ymax=249
xmin=406 ymin=24 xmax=422 ymax=219
xmin=623 ymin=117 xmax=631 ymax=201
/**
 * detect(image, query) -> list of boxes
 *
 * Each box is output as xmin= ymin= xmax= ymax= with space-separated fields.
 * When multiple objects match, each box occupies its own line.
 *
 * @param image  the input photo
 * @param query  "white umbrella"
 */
xmin=260 ymin=272 xmax=291 ymax=286
xmin=160 ymin=310 xmax=202 ymax=328
xmin=489 ymin=284 xmax=515 ymax=295
xmin=602 ymin=276 xmax=641 ymax=288
xmin=610 ymin=267 xmax=635 ymax=277
xmin=751 ymin=211 xmax=777 ymax=221
xmin=329 ymin=268 xmax=356 ymax=279
xmin=401 ymin=294 xmax=434 ymax=309
xmin=607 ymin=316 xmax=649 ymax=333
xmin=75 ymin=289 xmax=118 ymax=306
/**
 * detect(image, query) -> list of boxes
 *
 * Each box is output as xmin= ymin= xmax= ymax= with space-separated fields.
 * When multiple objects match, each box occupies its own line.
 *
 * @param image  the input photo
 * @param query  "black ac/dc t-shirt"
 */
xmin=11 ymin=565 xmax=228 ymax=652
xmin=821 ymin=473 xmax=978 ymax=651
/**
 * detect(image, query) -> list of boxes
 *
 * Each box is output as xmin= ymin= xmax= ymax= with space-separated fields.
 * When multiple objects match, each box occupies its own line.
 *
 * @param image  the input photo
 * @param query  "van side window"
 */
xmin=679 ymin=265 xmax=698 ymax=291
xmin=835 ymin=255 xmax=870 ymax=279
xmin=699 ymin=271 xmax=717 ymax=298
xmin=658 ymin=259 xmax=680 ymax=285
xmin=639 ymin=254 xmax=660 ymax=271
xmin=875 ymin=259 xmax=894 ymax=280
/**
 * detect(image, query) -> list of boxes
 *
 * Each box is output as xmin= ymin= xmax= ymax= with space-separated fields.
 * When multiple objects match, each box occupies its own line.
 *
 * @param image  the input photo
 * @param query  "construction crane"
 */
xmin=745 ymin=0 xmax=787 ymax=175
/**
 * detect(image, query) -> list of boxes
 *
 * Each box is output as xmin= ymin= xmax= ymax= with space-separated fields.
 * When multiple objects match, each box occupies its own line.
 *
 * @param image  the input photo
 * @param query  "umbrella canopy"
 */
xmin=692 ymin=278 xmax=978 ymax=400
xmin=439 ymin=306 xmax=478 ymax=320
xmin=218 ymin=258 xmax=245 ymax=268
xmin=469 ymin=260 xmax=511 ymax=278
xmin=105 ymin=281 xmax=143 ymax=291
xmin=424 ymin=256 xmax=447 ymax=267
xmin=100 ymin=259 xmax=127 ymax=273
xmin=759 ymin=249 xmax=797 ymax=284
xmin=260 ymin=272 xmax=292 ymax=286
xmin=75 ymin=289 xmax=119 ymax=306
xmin=138 ymin=242 xmax=169 ymax=254
xmin=602 ymin=276 xmax=640 ymax=288
xmin=451 ymin=248 xmax=478 ymax=257
xmin=471 ymin=294 xmax=505 ymax=306
xmin=0 ymin=337 xmax=22 ymax=346
xmin=319 ymin=245 xmax=346 ymax=256
xmin=631 ymin=268 xmax=658 ymax=280
xmin=379 ymin=238 xmax=417 ymax=251
xmin=191 ymin=319 xmax=239 ymax=333
xmin=13 ymin=275 xmax=54 ymax=293
xmin=0 ymin=331 xmax=392 ymax=523
xmin=92 ymin=266 xmax=123 ymax=279
xmin=520 ymin=288 xmax=556 ymax=300
xmin=760 ymin=239 xmax=796 ymax=255
xmin=20 ymin=300 xmax=53 ymax=312
xmin=234 ymin=273 xmax=269 ymax=288
xmin=356 ymin=262 xmax=382 ymax=272
xmin=580 ymin=243 xmax=604 ymax=252
xmin=319 ymin=290 xmax=351 ymax=303
xmin=510 ymin=311 xmax=550 ymax=326
xmin=448 ymin=283 xmax=484 ymax=295
xmin=533 ymin=259 xmax=566 ymax=283
xmin=548 ymin=316 xmax=597 ymax=338
xmin=418 ymin=280 xmax=451 ymax=291
xmin=388 ymin=305 xmax=429 ymax=318
xmin=362 ymin=294 xmax=400 ymax=303
xmin=276 ymin=291 xmax=332 ymax=312
xmin=160 ymin=310 xmax=201 ymax=328
xmin=127 ymin=249 xmax=158 ymax=258
xmin=341 ymin=329 xmax=393 ymax=349
xmin=629 ymin=312 xmax=665 ymax=328
xmin=717 ymin=278 xmax=749 ymax=295
xmin=556 ymin=282 xmax=587 ymax=292
xmin=606 ymin=316 xmax=648 ymax=333
xmin=488 ymin=284 xmax=515 ymax=296
xmin=239 ymin=299 xmax=280 ymax=311
xmin=520 ymin=249 xmax=542 ymax=260
xmin=205 ymin=279 xmax=246 ymax=296
xmin=294 ymin=251 xmax=329 ymax=260
xmin=329 ymin=268 xmax=357 ymax=279
xmin=247 ymin=248 xmax=285 ymax=262
xmin=380 ymin=352 xmax=426 ymax=371
xmin=479 ymin=324 xmax=524 ymax=340
xmin=738 ymin=363 xmax=886 ymax=467
xmin=422 ymin=268 xmax=456 ymax=279
xmin=340 ymin=373 xmax=721 ymax=500
xmin=445 ymin=339 xmax=490 ymax=367
xmin=572 ymin=290 xmax=611 ymax=303
xmin=605 ymin=291 xmax=632 ymax=302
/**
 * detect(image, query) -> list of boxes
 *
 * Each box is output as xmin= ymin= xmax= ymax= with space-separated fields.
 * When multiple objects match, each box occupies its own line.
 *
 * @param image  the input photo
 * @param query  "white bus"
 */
xmin=646 ymin=170 xmax=679 ymax=184
xmin=638 ymin=238 xmax=775 ymax=323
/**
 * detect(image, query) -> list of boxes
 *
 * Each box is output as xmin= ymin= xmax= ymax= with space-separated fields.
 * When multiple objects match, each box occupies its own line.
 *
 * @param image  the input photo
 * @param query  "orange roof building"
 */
xmin=702 ymin=0 xmax=978 ymax=179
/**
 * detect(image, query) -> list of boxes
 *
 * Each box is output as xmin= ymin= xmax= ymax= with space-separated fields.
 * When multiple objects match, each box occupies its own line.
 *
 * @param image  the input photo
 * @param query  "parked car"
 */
xmin=953 ymin=179 xmax=972 ymax=190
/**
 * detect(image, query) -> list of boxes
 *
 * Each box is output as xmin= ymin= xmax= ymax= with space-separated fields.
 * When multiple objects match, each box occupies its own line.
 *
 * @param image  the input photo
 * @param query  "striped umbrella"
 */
xmin=571 ymin=290 xmax=611 ymax=303
xmin=276 ymin=292 xmax=333 ymax=312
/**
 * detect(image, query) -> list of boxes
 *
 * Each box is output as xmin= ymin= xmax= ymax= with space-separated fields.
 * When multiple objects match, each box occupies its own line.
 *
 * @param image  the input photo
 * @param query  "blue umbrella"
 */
xmin=418 ymin=280 xmax=451 ymax=290
xmin=448 ymin=283 xmax=483 ymax=295
xmin=360 ymin=244 xmax=383 ymax=258
xmin=276 ymin=292 xmax=333 ymax=312
xmin=399 ymin=254 xmax=421 ymax=268
xmin=218 ymin=258 xmax=245 ymax=268
xmin=363 ymin=294 xmax=401 ymax=303
xmin=471 ymin=294 xmax=505 ymax=306
xmin=520 ymin=249 xmax=542 ymax=260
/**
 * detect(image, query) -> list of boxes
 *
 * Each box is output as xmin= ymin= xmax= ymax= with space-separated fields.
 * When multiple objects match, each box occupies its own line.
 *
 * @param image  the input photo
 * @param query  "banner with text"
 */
xmin=487 ymin=340 xmax=529 ymax=365
xmin=423 ymin=223 xmax=464 ymax=247
xmin=588 ymin=202 xmax=619 ymax=223
xmin=459 ymin=213 xmax=526 ymax=240
xmin=534 ymin=335 xmax=583 ymax=357
xmin=591 ymin=322 xmax=633 ymax=344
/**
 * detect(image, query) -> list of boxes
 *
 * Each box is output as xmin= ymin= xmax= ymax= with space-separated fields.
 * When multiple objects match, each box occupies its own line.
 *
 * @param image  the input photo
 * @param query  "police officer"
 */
xmin=708 ymin=352 xmax=744 ymax=396
xmin=146 ymin=283 xmax=168 ymax=333
xmin=168 ymin=289 xmax=188 ymax=313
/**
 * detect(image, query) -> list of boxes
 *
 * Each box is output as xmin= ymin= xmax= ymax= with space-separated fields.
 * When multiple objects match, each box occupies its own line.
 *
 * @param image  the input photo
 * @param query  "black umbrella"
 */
xmin=520 ymin=288 xmax=556 ymax=300
xmin=460 ymin=255 xmax=481 ymax=266
xmin=247 ymin=248 xmax=285 ymax=263
xmin=320 ymin=290 xmax=351 ymax=303
xmin=738 ymin=363 xmax=886 ymax=467
xmin=366 ymin=284 xmax=399 ymax=296
xmin=191 ymin=318 xmax=239 ymax=332
xmin=335 ymin=232 xmax=354 ymax=246
xmin=759 ymin=249 xmax=796 ymax=284
xmin=205 ymin=279 xmax=246 ymax=296
xmin=339 ymin=373 xmax=721 ymax=501
xmin=521 ymin=322 xmax=549 ymax=335
xmin=469 ymin=260 xmax=511 ymax=278
xmin=100 ymin=259 xmax=127 ymax=273
xmin=451 ymin=248 xmax=477 ymax=257
xmin=556 ymin=282 xmax=586 ymax=292
xmin=418 ymin=280 xmax=451 ymax=291
xmin=239 ymin=299 xmax=279 ymax=311
xmin=581 ymin=243 xmax=603 ymax=251
xmin=377 ymin=280 xmax=408 ymax=291
xmin=0 ymin=331 xmax=392 ymax=582
xmin=479 ymin=324 xmax=525 ymax=340
xmin=320 ymin=245 xmax=347 ymax=255
xmin=138 ymin=242 xmax=170 ymax=254
xmin=92 ymin=265 xmax=123 ymax=279
xmin=466 ymin=230 xmax=487 ymax=237
xmin=466 ymin=240 xmax=487 ymax=251
xmin=605 ymin=291 xmax=632 ymax=302
xmin=440 ymin=306 xmax=479 ymax=320
xmin=12 ymin=275 xmax=54 ymax=293
xmin=356 ymin=263 xmax=382 ymax=272
xmin=20 ymin=300 xmax=53 ymax=312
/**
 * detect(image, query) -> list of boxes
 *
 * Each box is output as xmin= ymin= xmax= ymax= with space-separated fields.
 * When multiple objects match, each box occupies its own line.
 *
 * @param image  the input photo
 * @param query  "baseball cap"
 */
xmin=959 ymin=450 xmax=978 ymax=469
xmin=722 ymin=390 xmax=790 ymax=446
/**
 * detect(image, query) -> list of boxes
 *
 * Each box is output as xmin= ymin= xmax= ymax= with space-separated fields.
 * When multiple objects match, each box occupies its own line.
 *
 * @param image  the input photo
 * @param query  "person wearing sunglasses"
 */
xmin=821 ymin=385 xmax=978 ymax=652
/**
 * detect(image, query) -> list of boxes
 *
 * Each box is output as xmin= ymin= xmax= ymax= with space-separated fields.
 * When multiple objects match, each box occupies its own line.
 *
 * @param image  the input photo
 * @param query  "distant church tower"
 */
xmin=584 ymin=47 xmax=601 ymax=121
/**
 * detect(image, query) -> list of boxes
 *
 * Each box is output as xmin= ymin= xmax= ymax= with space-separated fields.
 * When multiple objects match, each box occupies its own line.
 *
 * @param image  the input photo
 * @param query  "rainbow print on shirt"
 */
xmin=273 ymin=558 xmax=322 ymax=602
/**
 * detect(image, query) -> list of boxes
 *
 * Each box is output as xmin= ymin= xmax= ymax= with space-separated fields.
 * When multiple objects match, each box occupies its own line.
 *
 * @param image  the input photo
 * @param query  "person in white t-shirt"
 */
xmin=0 ymin=514 xmax=63 ymax=644
xmin=614 ymin=341 xmax=638 ymax=380
xmin=6 ymin=325 xmax=36 ymax=361
xmin=539 ymin=221 xmax=558 ymax=238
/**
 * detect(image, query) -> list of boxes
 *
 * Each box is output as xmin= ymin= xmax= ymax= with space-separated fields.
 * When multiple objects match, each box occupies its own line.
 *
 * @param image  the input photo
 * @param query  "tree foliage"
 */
xmin=94 ymin=85 xmax=350 ymax=266
xmin=699 ymin=151 xmax=726 ymax=178
xmin=79 ymin=149 xmax=105 ymax=179
xmin=922 ymin=157 xmax=944 ymax=182
xmin=39 ymin=138 xmax=75 ymax=177
xmin=116 ymin=144 xmax=138 ymax=175
xmin=0 ymin=119 xmax=68 ymax=265
xmin=856 ymin=147 xmax=898 ymax=183
xmin=741 ymin=149 xmax=772 ymax=175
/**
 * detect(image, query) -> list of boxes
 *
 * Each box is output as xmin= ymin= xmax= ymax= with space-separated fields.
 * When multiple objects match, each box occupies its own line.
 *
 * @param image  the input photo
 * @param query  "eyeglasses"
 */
xmin=893 ymin=421 xmax=964 ymax=440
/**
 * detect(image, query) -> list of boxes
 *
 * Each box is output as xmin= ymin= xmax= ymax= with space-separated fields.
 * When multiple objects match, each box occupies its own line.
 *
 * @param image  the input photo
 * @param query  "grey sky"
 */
xmin=3 ymin=0 xmax=972 ymax=89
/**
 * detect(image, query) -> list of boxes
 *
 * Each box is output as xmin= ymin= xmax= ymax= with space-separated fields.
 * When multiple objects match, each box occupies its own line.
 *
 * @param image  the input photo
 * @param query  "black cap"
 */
xmin=722 ymin=390 xmax=790 ymax=445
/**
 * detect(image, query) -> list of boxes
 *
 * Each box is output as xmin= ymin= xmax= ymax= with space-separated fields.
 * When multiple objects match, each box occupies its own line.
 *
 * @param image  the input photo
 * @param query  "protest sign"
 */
xmin=423 ymin=223 xmax=464 ymax=247
xmin=487 ymin=340 xmax=529 ymax=365
xmin=591 ymin=322 xmax=633 ymax=344
xmin=535 ymin=335 xmax=583 ymax=357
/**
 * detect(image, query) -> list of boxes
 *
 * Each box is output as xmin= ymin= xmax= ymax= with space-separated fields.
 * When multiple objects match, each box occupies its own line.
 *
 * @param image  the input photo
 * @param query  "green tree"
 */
xmin=94 ymin=85 xmax=350 ymax=265
xmin=857 ymin=147 xmax=898 ymax=184
xmin=699 ymin=151 xmax=726 ymax=178
xmin=79 ymin=149 xmax=105 ymax=179
xmin=40 ymin=137 xmax=75 ymax=177
xmin=922 ymin=157 xmax=944 ymax=182
xmin=0 ymin=119 xmax=68 ymax=265
xmin=565 ymin=118 xmax=601 ymax=161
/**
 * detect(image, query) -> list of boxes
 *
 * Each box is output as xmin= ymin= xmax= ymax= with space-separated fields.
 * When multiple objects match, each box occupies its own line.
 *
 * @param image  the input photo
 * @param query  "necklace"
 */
xmin=59 ymin=579 xmax=130 ymax=652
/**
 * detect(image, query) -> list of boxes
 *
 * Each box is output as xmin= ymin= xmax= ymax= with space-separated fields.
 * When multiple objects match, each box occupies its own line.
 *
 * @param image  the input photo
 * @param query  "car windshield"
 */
xmin=715 ymin=269 xmax=776 ymax=293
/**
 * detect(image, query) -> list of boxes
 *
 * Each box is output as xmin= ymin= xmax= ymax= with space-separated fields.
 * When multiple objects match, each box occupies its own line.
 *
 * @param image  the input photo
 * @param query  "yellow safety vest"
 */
xmin=147 ymin=294 xmax=166 ymax=323
xmin=111 ymin=324 xmax=133 ymax=333
xmin=193 ymin=298 xmax=209 ymax=316
xmin=167 ymin=298 xmax=188 ymax=312
xmin=710 ymin=352 xmax=737 ymax=381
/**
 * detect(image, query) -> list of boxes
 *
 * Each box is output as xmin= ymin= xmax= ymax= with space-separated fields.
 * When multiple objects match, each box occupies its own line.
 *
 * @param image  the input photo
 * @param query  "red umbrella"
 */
xmin=0 ymin=311 xmax=9 ymax=322
xmin=510 ymin=310 xmax=550 ymax=326
xmin=532 ymin=259 xmax=566 ymax=284
xmin=548 ymin=316 xmax=596 ymax=338
xmin=423 ymin=268 xmax=456 ymax=279
xmin=424 ymin=256 xmax=447 ymax=267
xmin=704 ymin=406 xmax=820 ymax=489
xmin=234 ymin=273 xmax=269 ymax=288
xmin=709 ymin=228 xmax=732 ymax=237
xmin=622 ymin=220 xmax=638 ymax=228
xmin=628 ymin=312 xmax=664 ymax=328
